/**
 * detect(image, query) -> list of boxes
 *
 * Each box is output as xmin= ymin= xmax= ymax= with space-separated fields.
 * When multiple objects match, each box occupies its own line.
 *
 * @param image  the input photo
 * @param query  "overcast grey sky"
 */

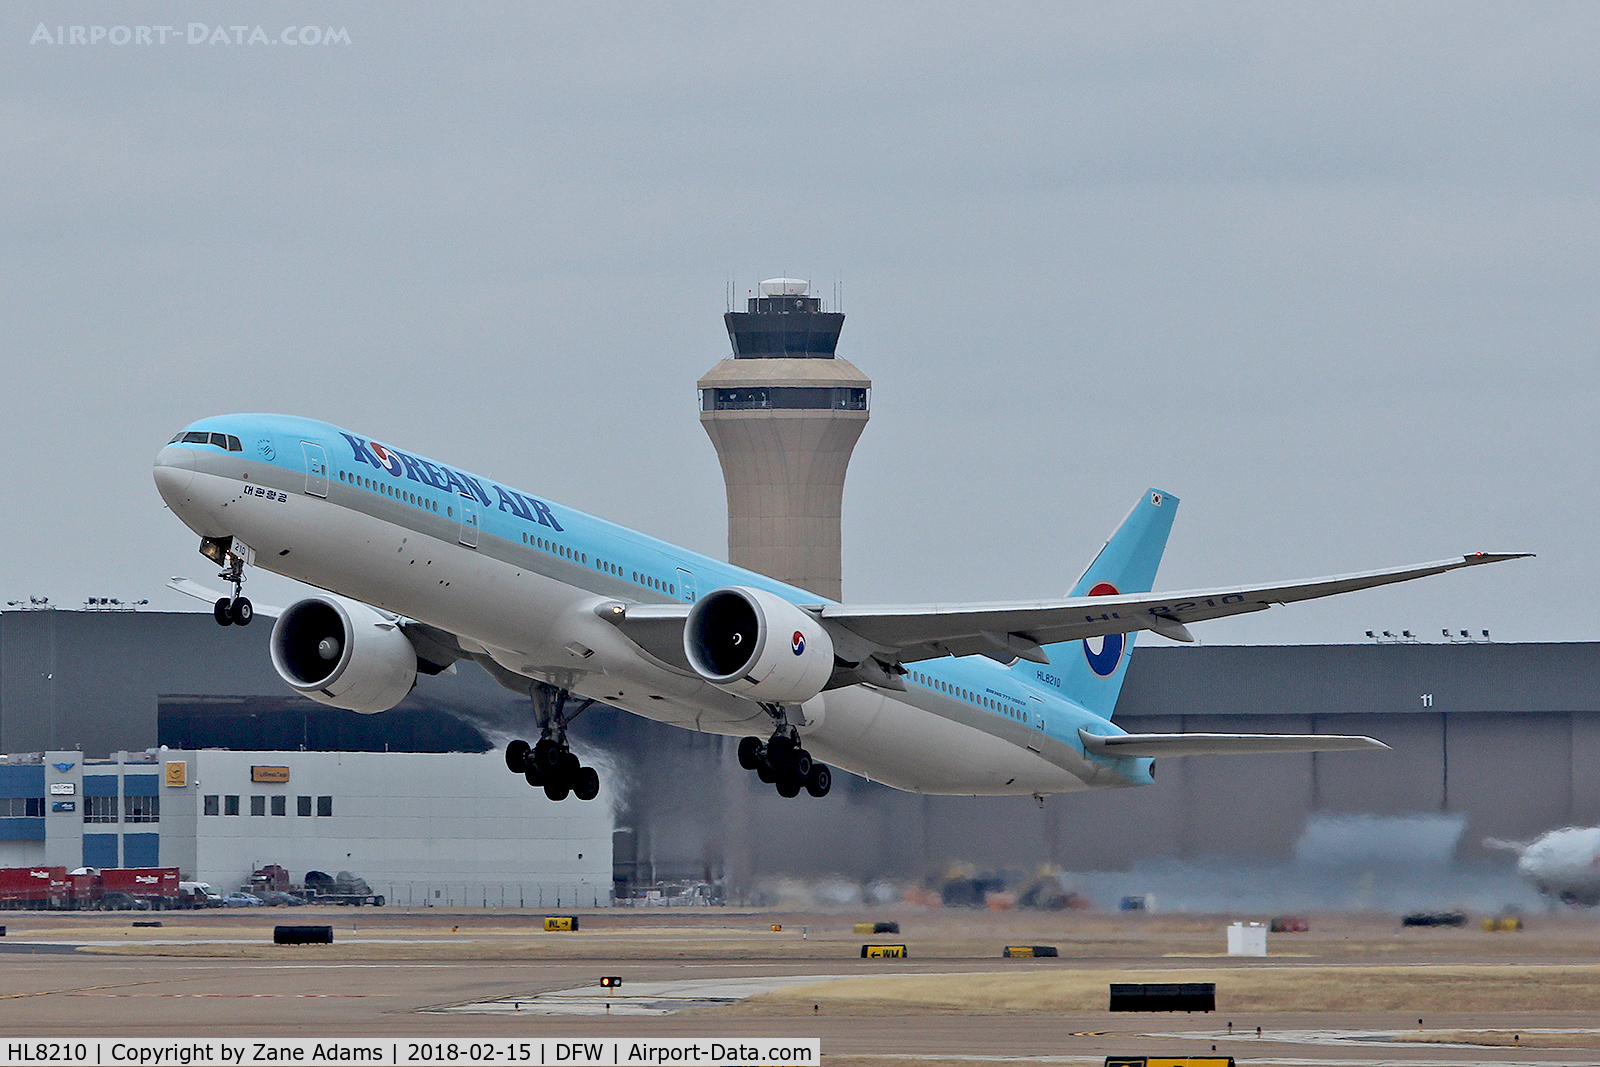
xmin=3 ymin=2 xmax=1594 ymax=644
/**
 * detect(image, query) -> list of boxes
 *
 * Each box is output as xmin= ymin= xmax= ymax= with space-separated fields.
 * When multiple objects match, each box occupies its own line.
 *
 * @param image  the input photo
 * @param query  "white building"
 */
xmin=1 ymin=748 xmax=613 ymax=907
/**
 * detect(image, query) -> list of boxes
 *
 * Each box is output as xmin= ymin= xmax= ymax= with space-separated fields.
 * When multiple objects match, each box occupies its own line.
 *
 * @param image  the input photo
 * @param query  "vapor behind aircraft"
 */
xmin=153 ymin=415 xmax=1528 ymax=802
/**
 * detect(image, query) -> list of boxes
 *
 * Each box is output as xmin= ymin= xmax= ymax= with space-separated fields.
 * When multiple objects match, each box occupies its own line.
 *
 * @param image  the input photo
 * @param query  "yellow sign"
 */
xmin=1004 ymin=945 xmax=1036 ymax=957
xmin=861 ymin=944 xmax=907 ymax=958
xmin=251 ymin=765 xmax=290 ymax=784
xmin=544 ymin=916 xmax=578 ymax=931
xmin=852 ymin=923 xmax=875 ymax=934
xmin=164 ymin=761 xmax=187 ymax=788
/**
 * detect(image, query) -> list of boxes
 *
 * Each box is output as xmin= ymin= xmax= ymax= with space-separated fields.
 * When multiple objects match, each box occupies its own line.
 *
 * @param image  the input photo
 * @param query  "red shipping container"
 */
xmin=102 ymin=868 xmax=180 ymax=898
xmin=0 ymin=867 xmax=68 ymax=905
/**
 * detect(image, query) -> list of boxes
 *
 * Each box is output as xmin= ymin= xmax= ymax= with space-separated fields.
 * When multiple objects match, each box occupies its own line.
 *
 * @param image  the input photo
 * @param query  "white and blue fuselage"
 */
xmin=154 ymin=414 xmax=1148 ymax=796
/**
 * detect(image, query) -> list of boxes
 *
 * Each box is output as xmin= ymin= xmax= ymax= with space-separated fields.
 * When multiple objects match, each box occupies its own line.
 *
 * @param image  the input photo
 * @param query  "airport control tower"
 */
xmin=698 ymin=278 xmax=870 ymax=601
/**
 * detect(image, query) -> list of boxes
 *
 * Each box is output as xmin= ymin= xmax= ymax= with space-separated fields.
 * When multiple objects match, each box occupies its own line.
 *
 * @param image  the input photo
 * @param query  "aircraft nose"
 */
xmin=153 ymin=446 xmax=195 ymax=501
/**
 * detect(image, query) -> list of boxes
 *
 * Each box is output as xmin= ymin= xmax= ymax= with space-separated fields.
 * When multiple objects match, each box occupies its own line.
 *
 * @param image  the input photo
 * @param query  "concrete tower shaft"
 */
xmin=698 ymin=279 xmax=869 ymax=601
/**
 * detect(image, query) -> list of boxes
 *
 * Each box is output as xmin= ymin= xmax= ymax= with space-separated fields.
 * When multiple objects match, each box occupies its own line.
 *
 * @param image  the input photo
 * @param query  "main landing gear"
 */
xmin=208 ymin=539 xmax=253 ymax=627
xmin=738 ymin=726 xmax=832 ymax=799
xmin=504 ymin=684 xmax=600 ymax=803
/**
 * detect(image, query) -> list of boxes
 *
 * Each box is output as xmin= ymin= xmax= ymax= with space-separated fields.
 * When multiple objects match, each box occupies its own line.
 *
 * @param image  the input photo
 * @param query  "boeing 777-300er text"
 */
xmin=153 ymin=415 xmax=1529 ymax=802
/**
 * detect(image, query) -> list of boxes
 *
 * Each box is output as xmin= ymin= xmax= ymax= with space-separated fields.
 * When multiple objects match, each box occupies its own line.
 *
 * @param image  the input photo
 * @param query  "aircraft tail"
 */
xmin=1027 ymin=489 xmax=1178 ymax=720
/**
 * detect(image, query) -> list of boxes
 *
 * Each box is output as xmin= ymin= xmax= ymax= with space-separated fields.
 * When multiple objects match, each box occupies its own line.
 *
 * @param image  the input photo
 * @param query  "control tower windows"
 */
xmin=702 ymin=387 xmax=868 ymax=412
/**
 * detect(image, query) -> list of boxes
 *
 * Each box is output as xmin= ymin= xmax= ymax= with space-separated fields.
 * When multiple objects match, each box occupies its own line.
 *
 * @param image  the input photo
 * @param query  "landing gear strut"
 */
xmin=504 ymin=685 xmax=600 ymax=802
xmin=738 ymin=717 xmax=831 ymax=799
xmin=207 ymin=538 xmax=253 ymax=627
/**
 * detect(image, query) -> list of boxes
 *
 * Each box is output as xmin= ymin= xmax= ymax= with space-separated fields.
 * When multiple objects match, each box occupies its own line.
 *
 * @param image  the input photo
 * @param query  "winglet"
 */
xmin=1460 ymin=552 xmax=1534 ymax=566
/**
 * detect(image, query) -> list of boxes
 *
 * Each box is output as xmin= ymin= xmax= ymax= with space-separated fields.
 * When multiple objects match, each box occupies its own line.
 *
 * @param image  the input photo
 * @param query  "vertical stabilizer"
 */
xmin=1028 ymin=489 xmax=1178 ymax=720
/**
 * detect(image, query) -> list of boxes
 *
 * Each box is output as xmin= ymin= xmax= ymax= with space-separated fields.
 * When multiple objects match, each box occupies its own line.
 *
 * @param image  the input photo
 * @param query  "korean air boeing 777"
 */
xmin=153 ymin=414 xmax=1528 ymax=802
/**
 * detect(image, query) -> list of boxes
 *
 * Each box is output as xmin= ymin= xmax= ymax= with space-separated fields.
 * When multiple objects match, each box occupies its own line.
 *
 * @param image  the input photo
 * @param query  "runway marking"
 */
xmin=0 ymin=976 xmax=209 ymax=1000
xmin=428 ymin=974 xmax=851 ymax=1016
xmin=68 ymin=992 xmax=380 ymax=998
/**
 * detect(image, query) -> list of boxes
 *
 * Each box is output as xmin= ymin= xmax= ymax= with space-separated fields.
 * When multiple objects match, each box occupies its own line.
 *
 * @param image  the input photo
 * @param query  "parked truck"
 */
xmin=299 ymin=870 xmax=385 ymax=907
xmin=0 ymin=866 xmax=182 ymax=910
xmin=0 ymin=866 xmax=68 ymax=910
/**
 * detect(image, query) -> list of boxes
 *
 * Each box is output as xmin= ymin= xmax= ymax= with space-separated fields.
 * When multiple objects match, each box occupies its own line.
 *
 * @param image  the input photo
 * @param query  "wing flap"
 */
xmin=1079 ymin=729 xmax=1389 ymax=758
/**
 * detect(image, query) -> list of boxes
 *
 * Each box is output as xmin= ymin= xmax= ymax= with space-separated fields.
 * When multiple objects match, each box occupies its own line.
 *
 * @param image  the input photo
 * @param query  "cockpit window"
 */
xmin=175 ymin=430 xmax=244 ymax=451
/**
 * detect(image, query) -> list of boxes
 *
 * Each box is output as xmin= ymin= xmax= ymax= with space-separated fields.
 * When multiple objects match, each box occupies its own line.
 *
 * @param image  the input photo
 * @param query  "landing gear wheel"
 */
xmin=573 ymin=766 xmax=600 ymax=801
xmin=534 ymin=738 xmax=562 ymax=772
xmin=556 ymin=751 xmax=580 ymax=783
xmin=805 ymin=763 xmax=832 ymax=798
xmin=214 ymin=598 xmax=234 ymax=627
xmin=737 ymin=736 xmax=764 ymax=770
xmin=543 ymin=778 xmax=570 ymax=802
xmin=756 ymin=762 xmax=776 ymax=784
xmin=505 ymin=739 xmax=531 ymax=774
xmin=523 ymin=765 xmax=545 ymax=788
xmin=230 ymin=597 xmax=253 ymax=626
xmin=790 ymin=750 xmax=813 ymax=781
xmin=775 ymin=775 xmax=802 ymax=799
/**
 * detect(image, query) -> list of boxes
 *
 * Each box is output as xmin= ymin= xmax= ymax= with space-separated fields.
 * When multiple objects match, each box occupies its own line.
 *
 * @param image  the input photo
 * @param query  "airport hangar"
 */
xmin=2 ymin=606 xmax=1597 ymax=898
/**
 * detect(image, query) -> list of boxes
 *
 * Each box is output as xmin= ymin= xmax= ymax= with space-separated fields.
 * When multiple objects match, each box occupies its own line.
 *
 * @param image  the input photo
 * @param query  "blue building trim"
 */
xmin=0 ymin=766 xmax=45 ymax=798
xmin=82 ymin=833 xmax=118 ymax=868
xmin=123 ymin=775 xmax=159 ymax=794
xmin=0 ymin=817 xmax=45 ymax=841
xmin=83 ymin=775 xmax=119 ymax=797
xmin=122 ymin=833 xmax=159 ymax=867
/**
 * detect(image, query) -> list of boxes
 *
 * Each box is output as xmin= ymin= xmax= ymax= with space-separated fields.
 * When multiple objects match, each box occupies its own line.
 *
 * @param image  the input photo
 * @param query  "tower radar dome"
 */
xmin=759 ymin=278 xmax=809 ymax=297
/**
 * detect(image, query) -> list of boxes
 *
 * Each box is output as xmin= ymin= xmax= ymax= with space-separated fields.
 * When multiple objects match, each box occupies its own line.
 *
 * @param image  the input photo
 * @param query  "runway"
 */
xmin=0 ymin=908 xmax=1597 ymax=1066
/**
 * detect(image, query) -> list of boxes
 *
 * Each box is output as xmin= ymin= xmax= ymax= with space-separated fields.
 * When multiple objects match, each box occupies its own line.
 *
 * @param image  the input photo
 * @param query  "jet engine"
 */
xmin=684 ymin=586 xmax=834 ymax=704
xmin=269 ymin=595 xmax=417 ymax=714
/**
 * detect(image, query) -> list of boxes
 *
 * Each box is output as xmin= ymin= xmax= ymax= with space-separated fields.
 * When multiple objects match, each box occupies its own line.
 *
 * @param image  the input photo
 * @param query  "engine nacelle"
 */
xmin=684 ymin=586 xmax=834 ymax=705
xmin=269 ymin=595 xmax=417 ymax=714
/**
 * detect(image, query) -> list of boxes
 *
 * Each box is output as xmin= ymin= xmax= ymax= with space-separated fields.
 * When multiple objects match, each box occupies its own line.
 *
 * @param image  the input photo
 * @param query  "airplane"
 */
xmin=153 ymin=414 xmax=1529 ymax=803
xmin=1487 ymin=828 xmax=1600 ymax=906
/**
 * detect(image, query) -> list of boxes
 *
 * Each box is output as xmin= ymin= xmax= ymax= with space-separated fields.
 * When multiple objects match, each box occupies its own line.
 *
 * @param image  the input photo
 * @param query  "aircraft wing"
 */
xmin=167 ymin=577 xmax=285 ymax=618
xmin=167 ymin=577 xmax=461 ymax=674
xmin=1079 ymin=729 xmax=1388 ymax=757
xmin=817 ymin=553 xmax=1530 ymax=665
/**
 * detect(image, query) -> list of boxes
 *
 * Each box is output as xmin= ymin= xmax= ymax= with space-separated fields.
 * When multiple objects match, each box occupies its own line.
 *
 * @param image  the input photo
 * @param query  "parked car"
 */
xmin=100 ymin=891 xmax=152 ymax=911
xmin=179 ymin=881 xmax=224 ymax=908
xmin=221 ymin=891 xmax=264 ymax=907
xmin=257 ymin=891 xmax=305 ymax=907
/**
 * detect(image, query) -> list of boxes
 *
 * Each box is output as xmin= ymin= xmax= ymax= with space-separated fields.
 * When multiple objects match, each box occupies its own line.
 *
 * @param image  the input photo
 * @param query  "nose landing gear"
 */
xmin=203 ymin=537 xmax=254 ymax=627
xmin=738 ymin=726 xmax=832 ymax=799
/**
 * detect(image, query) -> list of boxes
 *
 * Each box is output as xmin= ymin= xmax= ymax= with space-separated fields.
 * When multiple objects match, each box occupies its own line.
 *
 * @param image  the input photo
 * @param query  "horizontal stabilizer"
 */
xmin=1079 ymin=729 xmax=1389 ymax=758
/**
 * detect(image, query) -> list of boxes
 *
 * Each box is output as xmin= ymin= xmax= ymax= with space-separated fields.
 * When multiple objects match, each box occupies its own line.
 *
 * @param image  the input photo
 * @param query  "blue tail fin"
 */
xmin=1025 ymin=489 xmax=1178 ymax=720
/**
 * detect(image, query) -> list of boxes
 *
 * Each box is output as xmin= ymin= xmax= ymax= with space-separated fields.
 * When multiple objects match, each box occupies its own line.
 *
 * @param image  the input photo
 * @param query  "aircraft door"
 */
xmin=1027 ymin=696 xmax=1046 ymax=752
xmin=676 ymin=568 xmax=695 ymax=602
xmin=458 ymin=496 xmax=479 ymax=548
xmin=302 ymin=442 xmax=329 ymax=498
